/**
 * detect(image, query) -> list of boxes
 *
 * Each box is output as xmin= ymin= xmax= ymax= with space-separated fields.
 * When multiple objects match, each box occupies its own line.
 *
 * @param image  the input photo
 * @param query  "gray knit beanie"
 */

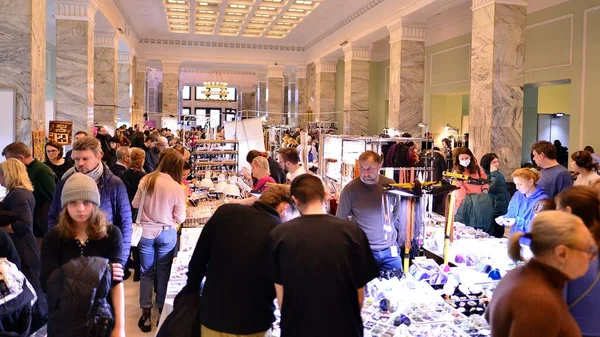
xmin=61 ymin=173 xmax=101 ymax=208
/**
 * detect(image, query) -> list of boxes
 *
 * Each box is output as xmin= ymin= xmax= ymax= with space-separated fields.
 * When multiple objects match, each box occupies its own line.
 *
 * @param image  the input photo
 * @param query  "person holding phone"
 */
xmin=496 ymin=168 xmax=549 ymax=235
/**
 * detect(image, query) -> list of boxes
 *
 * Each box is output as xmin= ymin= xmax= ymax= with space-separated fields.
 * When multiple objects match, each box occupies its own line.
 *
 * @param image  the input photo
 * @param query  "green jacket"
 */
xmin=455 ymin=193 xmax=496 ymax=234
xmin=26 ymin=159 xmax=57 ymax=237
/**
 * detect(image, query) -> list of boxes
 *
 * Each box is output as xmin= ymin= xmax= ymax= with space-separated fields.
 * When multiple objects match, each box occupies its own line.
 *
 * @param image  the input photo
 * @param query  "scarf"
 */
xmin=64 ymin=162 xmax=104 ymax=183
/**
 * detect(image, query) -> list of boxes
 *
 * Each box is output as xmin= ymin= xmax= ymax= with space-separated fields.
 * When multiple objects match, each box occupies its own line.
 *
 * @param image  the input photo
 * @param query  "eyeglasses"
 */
xmin=569 ymin=244 xmax=599 ymax=260
xmin=46 ymin=150 xmax=58 ymax=154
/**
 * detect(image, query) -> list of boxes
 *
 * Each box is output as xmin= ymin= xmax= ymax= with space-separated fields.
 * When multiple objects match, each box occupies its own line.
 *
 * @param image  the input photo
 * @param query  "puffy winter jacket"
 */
xmin=47 ymin=164 xmax=132 ymax=265
xmin=45 ymin=257 xmax=113 ymax=337
xmin=504 ymin=185 xmax=549 ymax=235
xmin=455 ymin=193 xmax=496 ymax=234
xmin=484 ymin=169 xmax=509 ymax=217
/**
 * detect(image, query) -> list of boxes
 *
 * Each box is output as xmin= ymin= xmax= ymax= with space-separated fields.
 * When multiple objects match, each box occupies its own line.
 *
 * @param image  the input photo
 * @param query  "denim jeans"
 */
xmin=372 ymin=246 xmax=403 ymax=272
xmin=139 ymin=228 xmax=177 ymax=309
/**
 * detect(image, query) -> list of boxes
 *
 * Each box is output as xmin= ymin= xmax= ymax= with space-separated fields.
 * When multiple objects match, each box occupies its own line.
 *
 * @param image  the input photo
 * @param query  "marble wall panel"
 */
xmin=241 ymin=91 xmax=256 ymax=118
xmin=0 ymin=0 xmax=46 ymax=145
xmin=344 ymin=59 xmax=369 ymax=135
xmin=297 ymin=78 xmax=308 ymax=128
xmin=316 ymin=72 xmax=336 ymax=123
xmin=306 ymin=63 xmax=316 ymax=122
xmin=162 ymin=73 xmax=179 ymax=115
xmin=94 ymin=47 xmax=117 ymax=128
xmin=56 ymin=19 xmax=93 ymax=134
xmin=388 ymin=40 xmax=425 ymax=137
xmin=118 ymin=63 xmax=132 ymax=126
xmin=258 ymin=81 xmax=267 ymax=114
xmin=267 ymin=77 xmax=284 ymax=125
xmin=132 ymin=58 xmax=146 ymax=127
xmin=469 ymin=2 xmax=526 ymax=174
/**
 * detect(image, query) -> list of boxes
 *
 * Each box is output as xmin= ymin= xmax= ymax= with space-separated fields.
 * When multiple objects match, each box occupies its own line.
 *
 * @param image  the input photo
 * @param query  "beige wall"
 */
xmin=538 ymin=84 xmax=570 ymax=114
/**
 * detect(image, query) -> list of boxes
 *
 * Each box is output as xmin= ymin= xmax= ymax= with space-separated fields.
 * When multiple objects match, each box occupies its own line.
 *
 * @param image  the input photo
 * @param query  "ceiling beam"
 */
xmin=261 ymin=0 xmax=295 ymax=38
xmin=238 ymin=0 xmax=260 ymax=37
xmin=214 ymin=0 xmax=230 ymax=34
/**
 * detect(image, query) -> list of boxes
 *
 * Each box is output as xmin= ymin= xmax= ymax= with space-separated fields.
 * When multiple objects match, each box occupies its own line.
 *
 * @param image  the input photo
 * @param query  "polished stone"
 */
xmin=94 ymin=46 xmax=117 ymax=129
xmin=344 ymin=60 xmax=370 ymax=135
xmin=162 ymin=73 xmax=179 ymax=115
xmin=297 ymin=77 xmax=308 ymax=128
xmin=307 ymin=63 xmax=316 ymax=122
xmin=55 ymin=19 xmax=94 ymax=134
xmin=118 ymin=63 xmax=132 ymax=126
xmin=241 ymin=90 xmax=256 ymax=118
xmin=267 ymin=77 xmax=284 ymax=125
xmin=316 ymin=72 xmax=336 ymax=123
xmin=470 ymin=2 xmax=526 ymax=174
xmin=0 ymin=0 xmax=46 ymax=145
xmin=133 ymin=58 xmax=145 ymax=127
xmin=258 ymin=81 xmax=267 ymax=115
xmin=388 ymin=39 xmax=425 ymax=137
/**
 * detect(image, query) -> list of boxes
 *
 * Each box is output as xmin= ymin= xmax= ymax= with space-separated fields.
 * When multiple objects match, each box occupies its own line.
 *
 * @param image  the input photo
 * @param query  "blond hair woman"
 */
xmin=0 ymin=158 xmax=47 ymax=329
xmin=486 ymin=211 xmax=596 ymax=337
xmin=252 ymin=156 xmax=275 ymax=192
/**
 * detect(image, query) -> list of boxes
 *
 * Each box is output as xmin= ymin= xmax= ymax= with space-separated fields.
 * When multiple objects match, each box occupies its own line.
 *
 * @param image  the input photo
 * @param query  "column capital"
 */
xmin=343 ymin=44 xmax=373 ymax=62
xmin=314 ymin=59 xmax=337 ymax=73
xmin=162 ymin=61 xmax=180 ymax=74
xmin=54 ymin=0 xmax=99 ymax=24
xmin=267 ymin=65 xmax=285 ymax=78
xmin=118 ymin=51 xmax=133 ymax=65
xmin=95 ymin=31 xmax=119 ymax=48
xmin=387 ymin=20 xmax=427 ymax=43
xmin=472 ymin=0 xmax=527 ymax=11
xmin=296 ymin=66 xmax=307 ymax=79
xmin=257 ymin=72 xmax=267 ymax=82
xmin=135 ymin=58 xmax=146 ymax=72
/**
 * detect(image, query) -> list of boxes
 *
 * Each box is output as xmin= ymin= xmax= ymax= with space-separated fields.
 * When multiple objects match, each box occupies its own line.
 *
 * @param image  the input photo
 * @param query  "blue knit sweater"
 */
xmin=504 ymin=186 xmax=549 ymax=234
xmin=566 ymin=257 xmax=600 ymax=337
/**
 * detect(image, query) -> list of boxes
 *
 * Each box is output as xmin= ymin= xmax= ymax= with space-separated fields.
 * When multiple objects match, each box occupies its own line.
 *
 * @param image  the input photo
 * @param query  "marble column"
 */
xmin=257 ymin=72 xmax=267 ymax=118
xmin=161 ymin=62 xmax=180 ymax=116
xmin=0 ymin=0 xmax=46 ymax=147
xmin=267 ymin=65 xmax=285 ymax=125
xmin=55 ymin=0 xmax=98 ymax=134
xmin=387 ymin=21 xmax=426 ymax=137
xmin=132 ymin=58 xmax=146 ymax=126
xmin=343 ymin=44 xmax=372 ymax=136
xmin=93 ymin=31 xmax=118 ymax=130
xmin=314 ymin=59 xmax=337 ymax=123
xmin=117 ymin=51 xmax=133 ymax=126
xmin=469 ymin=0 xmax=527 ymax=173
xmin=296 ymin=66 xmax=308 ymax=128
xmin=241 ymin=86 xmax=256 ymax=119
xmin=288 ymin=73 xmax=298 ymax=126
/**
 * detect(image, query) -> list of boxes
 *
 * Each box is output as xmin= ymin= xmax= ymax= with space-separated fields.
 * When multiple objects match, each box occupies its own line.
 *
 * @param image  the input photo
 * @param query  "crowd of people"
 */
xmin=0 ymin=123 xmax=598 ymax=337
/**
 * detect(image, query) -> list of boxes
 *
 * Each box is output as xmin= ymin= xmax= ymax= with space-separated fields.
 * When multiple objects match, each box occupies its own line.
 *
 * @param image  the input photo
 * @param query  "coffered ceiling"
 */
xmin=116 ymin=0 xmax=373 ymax=45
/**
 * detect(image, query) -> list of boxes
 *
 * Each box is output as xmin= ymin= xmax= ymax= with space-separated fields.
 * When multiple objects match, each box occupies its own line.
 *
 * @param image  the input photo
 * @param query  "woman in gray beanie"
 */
xmin=41 ymin=173 xmax=126 ymax=337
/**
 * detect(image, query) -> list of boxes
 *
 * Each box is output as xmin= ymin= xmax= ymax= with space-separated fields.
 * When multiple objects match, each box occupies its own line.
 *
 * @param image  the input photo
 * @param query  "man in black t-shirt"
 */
xmin=268 ymin=174 xmax=379 ymax=337
xmin=177 ymin=186 xmax=296 ymax=337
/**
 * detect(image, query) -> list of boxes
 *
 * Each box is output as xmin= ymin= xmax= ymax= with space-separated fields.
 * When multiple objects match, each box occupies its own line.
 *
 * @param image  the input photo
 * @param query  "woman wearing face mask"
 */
xmin=452 ymin=147 xmax=489 ymax=212
xmin=481 ymin=153 xmax=509 ymax=237
xmin=555 ymin=186 xmax=600 ymax=337
xmin=496 ymin=168 xmax=549 ymax=236
xmin=486 ymin=211 xmax=597 ymax=337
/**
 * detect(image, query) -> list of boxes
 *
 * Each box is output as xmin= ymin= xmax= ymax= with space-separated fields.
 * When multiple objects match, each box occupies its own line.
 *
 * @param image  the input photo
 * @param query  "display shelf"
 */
xmin=194 ymin=161 xmax=238 ymax=166
xmin=194 ymin=150 xmax=238 ymax=154
xmin=195 ymin=139 xmax=239 ymax=144
xmin=191 ymin=139 xmax=239 ymax=183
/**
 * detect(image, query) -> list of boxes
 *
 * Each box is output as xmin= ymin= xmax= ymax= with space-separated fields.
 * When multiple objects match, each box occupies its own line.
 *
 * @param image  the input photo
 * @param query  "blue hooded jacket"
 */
xmin=505 ymin=185 xmax=549 ymax=234
xmin=47 ymin=163 xmax=132 ymax=265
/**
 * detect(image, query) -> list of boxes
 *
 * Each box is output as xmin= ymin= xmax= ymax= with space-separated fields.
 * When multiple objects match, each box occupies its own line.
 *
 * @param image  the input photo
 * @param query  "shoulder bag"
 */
xmin=131 ymin=188 xmax=146 ymax=247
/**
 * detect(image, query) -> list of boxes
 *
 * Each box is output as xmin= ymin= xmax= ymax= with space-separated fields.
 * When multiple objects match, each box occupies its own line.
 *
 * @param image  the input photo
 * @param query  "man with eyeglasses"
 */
xmin=336 ymin=150 xmax=403 ymax=271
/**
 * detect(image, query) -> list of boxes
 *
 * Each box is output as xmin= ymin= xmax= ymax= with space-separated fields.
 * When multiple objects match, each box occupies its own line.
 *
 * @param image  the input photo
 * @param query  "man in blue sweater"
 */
xmin=532 ymin=140 xmax=573 ymax=199
xmin=47 ymin=136 xmax=132 ymax=266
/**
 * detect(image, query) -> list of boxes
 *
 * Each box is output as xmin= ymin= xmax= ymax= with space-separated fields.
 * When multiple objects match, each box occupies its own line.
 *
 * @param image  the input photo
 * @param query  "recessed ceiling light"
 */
xmin=167 ymin=0 xmax=187 ymax=3
xmin=197 ymin=16 xmax=215 ymax=20
xmin=295 ymin=0 xmax=313 ymax=4
xmin=255 ymin=14 xmax=270 ymax=17
xmin=197 ymin=2 xmax=209 ymax=5
xmin=282 ymin=15 xmax=298 ymax=19
xmin=224 ymin=19 xmax=241 ymax=22
xmin=169 ymin=15 xmax=187 ymax=19
xmin=229 ymin=4 xmax=247 ymax=8
xmin=288 ymin=8 xmax=305 ymax=12
xmin=226 ymin=12 xmax=243 ymax=16
xmin=168 ymin=8 xmax=187 ymax=12
xmin=197 ymin=10 xmax=215 ymax=14
xmin=259 ymin=6 xmax=276 ymax=10
xmin=263 ymin=0 xmax=282 ymax=2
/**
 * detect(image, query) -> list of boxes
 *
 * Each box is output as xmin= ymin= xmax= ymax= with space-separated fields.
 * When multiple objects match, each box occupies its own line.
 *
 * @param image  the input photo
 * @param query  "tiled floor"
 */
xmin=124 ymin=277 xmax=161 ymax=337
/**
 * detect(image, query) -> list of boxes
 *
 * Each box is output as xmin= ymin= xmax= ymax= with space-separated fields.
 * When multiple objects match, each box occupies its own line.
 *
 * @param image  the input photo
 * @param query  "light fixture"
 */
xmin=223 ymin=177 xmax=241 ymax=197
xmin=554 ymin=112 xmax=565 ymax=118
xmin=202 ymin=71 xmax=229 ymax=100
xmin=199 ymin=171 xmax=215 ymax=189
xmin=445 ymin=123 xmax=459 ymax=133
xmin=418 ymin=122 xmax=429 ymax=128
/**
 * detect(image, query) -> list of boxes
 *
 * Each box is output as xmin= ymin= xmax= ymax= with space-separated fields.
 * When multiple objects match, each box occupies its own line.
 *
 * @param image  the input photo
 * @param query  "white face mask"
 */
xmin=459 ymin=159 xmax=471 ymax=167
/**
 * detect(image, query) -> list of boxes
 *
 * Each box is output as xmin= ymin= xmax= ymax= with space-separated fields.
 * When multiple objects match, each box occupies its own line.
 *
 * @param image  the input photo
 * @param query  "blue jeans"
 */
xmin=139 ymin=228 xmax=177 ymax=309
xmin=372 ymin=247 xmax=403 ymax=272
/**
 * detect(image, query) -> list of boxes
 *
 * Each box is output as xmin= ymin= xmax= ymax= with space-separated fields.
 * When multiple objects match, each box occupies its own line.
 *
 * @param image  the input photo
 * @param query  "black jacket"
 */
xmin=109 ymin=163 xmax=127 ymax=180
xmin=141 ymin=145 xmax=159 ymax=173
xmin=46 ymin=257 xmax=113 ymax=337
